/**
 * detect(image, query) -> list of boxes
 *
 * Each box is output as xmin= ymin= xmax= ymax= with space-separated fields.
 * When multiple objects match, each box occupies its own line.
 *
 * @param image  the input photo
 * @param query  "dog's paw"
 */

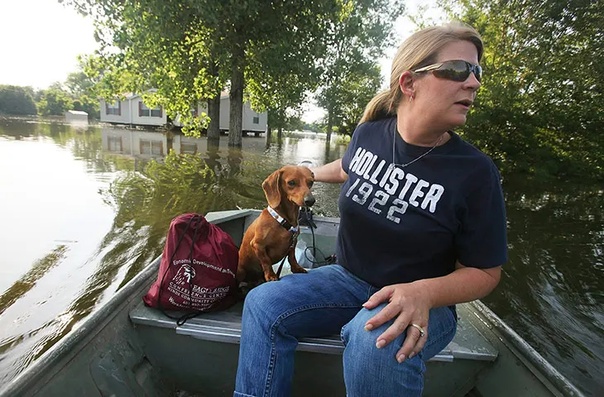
xmin=264 ymin=273 xmax=280 ymax=282
xmin=291 ymin=267 xmax=308 ymax=274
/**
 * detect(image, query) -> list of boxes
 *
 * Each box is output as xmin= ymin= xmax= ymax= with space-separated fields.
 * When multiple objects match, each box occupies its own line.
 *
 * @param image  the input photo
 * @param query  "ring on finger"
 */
xmin=410 ymin=323 xmax=425 ymax=338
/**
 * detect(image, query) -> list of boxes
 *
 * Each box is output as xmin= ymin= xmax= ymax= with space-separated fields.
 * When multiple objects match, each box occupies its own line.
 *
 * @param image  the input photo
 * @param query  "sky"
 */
xmin=0 ymin=0 xmax=442 ymax=121
xmin=0 ymin=0 xmax=98 ymax=89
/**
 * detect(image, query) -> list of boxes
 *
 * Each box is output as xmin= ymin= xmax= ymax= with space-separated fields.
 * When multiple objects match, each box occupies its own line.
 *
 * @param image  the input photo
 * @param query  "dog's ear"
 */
xmin=262 ymin=169 xmax=282 ymax=208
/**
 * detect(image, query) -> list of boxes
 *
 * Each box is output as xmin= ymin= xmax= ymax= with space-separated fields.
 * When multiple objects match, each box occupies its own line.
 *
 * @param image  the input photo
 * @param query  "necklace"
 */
xmin=391 ymin=127 xmax=445 ymax=168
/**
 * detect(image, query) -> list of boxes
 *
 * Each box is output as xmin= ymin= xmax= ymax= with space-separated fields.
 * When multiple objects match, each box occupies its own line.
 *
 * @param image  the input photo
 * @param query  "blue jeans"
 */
xmin=233 ymin=265 xmax=456 ymax=397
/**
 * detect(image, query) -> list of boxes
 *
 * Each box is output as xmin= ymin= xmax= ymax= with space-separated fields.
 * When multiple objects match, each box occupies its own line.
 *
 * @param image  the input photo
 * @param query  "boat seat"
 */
xmin=129 ymin=301 xmax=497 ymax=363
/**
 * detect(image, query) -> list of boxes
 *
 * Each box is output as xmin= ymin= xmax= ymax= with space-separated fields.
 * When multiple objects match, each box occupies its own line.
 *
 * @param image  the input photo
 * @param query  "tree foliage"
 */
xmin=67 ymin=1 xmax=333 ymax=141
xmin=316 ymin=0 xmax=404 ymax=140
xmin=65 ymin=59 xmax=101 ymax=118
xmin=318 ymin=61 xmax=383 ymax=136
xmin=444 ymin=0 xmax=604 ymax=180
xmin=0 ymin=85 xmax=37 ymax=115
xmin=36 ymin=84 xmax=74 ymax=116
xmin=65 ymin=0 xmax=399 ymax=145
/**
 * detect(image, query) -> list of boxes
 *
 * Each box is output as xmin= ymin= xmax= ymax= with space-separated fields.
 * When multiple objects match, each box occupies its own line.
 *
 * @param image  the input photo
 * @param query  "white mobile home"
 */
xmin=218 ymin=94 xmax=267 ymax=136
xmin=175 ymin=94 xmax=267 ymax=136
xmin=100 ymin=91 xmax=167 ymax=127
xmin=101 ymin=91 xmax=267 ymax=134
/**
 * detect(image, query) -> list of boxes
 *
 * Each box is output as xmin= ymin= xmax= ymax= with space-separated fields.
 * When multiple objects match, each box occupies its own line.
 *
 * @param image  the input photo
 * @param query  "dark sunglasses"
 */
xmin=413 ymin=60 xmax=482 ymax=82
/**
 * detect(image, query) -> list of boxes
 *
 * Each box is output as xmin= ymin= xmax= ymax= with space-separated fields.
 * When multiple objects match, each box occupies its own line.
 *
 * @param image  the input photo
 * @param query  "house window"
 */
xmin=181 ymin=142 xmax=198 ymax=154
xmin=139 ymin=102 xmax=163 ymax=118
xmin=107 ymin=136 xmax=122 ymax=152
xmin=106 ymin=101 xmax=121 ymax=116
xmin=140 ymin=140 xmax=163 ymax=155
xmin=253 ymin=116 xmax=260 ymax=124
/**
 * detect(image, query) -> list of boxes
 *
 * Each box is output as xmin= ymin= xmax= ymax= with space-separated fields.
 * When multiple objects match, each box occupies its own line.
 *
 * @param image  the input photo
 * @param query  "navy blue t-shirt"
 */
xmin=337 ymin=117 xmax=507 ymax=288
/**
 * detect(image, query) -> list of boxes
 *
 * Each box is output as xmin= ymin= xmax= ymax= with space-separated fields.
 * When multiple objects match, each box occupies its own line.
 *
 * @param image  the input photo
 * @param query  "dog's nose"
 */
xmin=304 ymin=194 xmax=315 ymax=207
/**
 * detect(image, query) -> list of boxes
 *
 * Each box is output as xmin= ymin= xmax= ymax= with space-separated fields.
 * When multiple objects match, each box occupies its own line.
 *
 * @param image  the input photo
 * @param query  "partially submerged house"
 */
xmin=193 ymin=93 xmax=267 ymax=136
xmin=100 ymin=91 xmax=167 ymax=127
xmin=100 ymin=91 xmax=267 ymax=136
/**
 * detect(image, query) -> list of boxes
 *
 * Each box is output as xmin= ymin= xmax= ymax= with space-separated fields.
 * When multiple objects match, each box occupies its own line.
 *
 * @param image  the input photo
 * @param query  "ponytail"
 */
xmin=360 ymin=90 xmax=399 ymax=124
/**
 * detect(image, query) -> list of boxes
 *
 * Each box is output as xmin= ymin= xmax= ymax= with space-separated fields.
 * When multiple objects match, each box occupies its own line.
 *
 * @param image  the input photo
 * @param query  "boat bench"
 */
xmin=129 ymin=301 xmax=498 ymax=363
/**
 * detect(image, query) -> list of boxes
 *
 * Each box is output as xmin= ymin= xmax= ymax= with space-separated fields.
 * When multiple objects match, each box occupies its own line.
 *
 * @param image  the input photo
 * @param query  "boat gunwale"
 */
xmin=0 ymin=256 xmax=162 ymax=396
xmin=468 ymin=300 xmax=585 ymax=396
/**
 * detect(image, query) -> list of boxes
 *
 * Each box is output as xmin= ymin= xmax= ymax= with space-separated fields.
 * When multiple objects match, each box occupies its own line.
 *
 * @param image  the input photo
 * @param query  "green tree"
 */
xmin=36 ymin=84 xmax=74 ymax=116
xmin=68 ymin=1 xmax=337 ymax=142
xmin=443 ymin=0 xmax=604 ymax=180
xmin=65 ymin=58 xmax=101 ymax=119
xmin=318 ymin=61 xmax=383 ymax=136
xmin=67 ymin=1 xmax=393 ymax=146
xmin=0 ymin=85 xmax=37 ymax=115
xmin=316 ymin=0 xmax=404 ymax=142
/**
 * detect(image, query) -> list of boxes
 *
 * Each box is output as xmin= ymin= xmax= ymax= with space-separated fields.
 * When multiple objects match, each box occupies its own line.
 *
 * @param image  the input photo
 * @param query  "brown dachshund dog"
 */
xmin=237 ymin=165 xmax=315 ymax=285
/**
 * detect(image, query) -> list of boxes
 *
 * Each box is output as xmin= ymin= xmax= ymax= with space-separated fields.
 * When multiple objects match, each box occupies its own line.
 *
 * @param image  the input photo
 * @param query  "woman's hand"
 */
xmin=310 ymin=158 xmax=347 ymax=183
xmin=362 ymin=283 xmax=432 ymax=363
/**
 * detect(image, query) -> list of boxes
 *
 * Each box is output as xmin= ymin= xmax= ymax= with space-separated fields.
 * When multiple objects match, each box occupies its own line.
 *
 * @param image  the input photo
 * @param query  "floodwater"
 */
xmin=0 ymin=118 xmax=602 ymax=395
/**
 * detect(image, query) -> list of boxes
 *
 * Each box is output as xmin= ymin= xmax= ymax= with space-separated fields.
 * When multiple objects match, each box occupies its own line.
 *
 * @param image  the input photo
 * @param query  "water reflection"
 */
xmin=0 ymin=119 xmax=124 ymax=382
xmin=485 ymin=177 xmax=604 ymax=394
xmin=0 ymin=246 xmax=68 ymax=317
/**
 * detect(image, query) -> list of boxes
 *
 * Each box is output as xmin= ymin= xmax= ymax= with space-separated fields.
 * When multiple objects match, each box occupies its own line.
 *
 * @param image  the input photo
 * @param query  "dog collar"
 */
xmin=267 ymin=206 xmax=299 ymax=234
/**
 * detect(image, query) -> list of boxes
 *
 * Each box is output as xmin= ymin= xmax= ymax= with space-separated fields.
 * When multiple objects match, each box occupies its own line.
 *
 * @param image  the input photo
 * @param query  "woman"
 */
xmin=234 ymin=22 xmax=507 ymax=397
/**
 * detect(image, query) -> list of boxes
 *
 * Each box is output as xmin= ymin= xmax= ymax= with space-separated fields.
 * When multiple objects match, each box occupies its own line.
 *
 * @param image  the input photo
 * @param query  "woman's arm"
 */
xmin=416 ymin=262 xmax=501 ymax=307
xmin=310 ymin=159 xmax=348 ymax=183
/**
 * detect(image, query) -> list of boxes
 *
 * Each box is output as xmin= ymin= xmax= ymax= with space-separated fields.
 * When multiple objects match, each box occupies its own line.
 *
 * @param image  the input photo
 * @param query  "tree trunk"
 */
xmin=326 ymin=107 xmax=333 ymax=144
xmin=207 ymin=94 xmax=221 ymax=140
xmin=264 ymin=108 xmax=275 ymax=147
xmin=277 ymin=108 xmax=284 ymax=141
xmin=265 ymin=122 xmax=272 ymax=147
xmin=228 ymin=44 xmax=245 ymax=147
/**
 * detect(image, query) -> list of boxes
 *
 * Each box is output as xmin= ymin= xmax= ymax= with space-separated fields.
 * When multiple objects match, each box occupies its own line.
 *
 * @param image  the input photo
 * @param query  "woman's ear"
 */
xmin=398 ymin=71 xmax=416 ymax=100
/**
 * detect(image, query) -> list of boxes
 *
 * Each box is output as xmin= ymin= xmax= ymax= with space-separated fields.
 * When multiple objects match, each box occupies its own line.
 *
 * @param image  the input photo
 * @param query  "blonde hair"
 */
xmin=360 ymin=22 xmax=483 ymax=123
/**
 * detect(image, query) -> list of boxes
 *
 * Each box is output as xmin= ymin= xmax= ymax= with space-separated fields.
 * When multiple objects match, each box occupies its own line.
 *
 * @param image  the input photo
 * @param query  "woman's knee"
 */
xmin=341 ymin=306 xmax=425 ymax=396
xmin=341 ymin=304 xmax=404 ymax=369
xmin=341 ymin=305 xmax=398 ymax=355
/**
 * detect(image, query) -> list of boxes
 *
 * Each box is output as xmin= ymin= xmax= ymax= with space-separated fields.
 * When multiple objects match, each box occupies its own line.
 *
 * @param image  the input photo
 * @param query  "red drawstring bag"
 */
xmin=143 ymin=213 xmax=239 ymax=324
